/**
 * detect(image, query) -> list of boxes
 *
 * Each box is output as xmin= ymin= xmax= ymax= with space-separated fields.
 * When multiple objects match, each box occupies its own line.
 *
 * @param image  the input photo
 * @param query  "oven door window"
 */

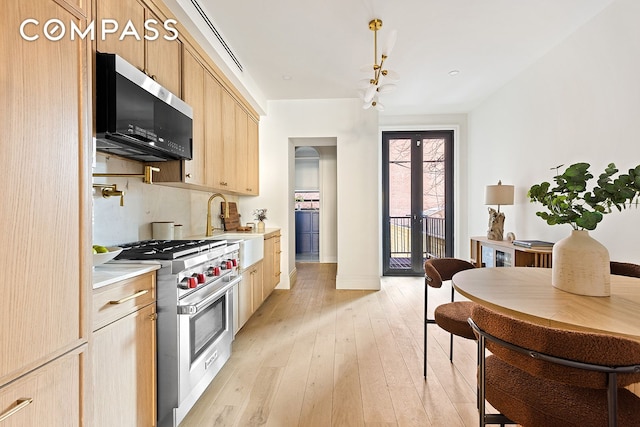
xmin=190 ymin=294 xmax=226 ymax=362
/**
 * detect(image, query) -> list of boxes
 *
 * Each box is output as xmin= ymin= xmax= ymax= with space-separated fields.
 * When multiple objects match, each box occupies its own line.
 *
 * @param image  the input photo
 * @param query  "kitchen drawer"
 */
xmin=0 ymin=348 xmax=82 ymax=426
xmin=93 ymin=271 xmax=156 ymax=331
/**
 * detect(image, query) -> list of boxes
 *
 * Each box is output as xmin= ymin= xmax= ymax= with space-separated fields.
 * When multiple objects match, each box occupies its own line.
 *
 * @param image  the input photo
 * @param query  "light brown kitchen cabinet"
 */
xmin=181 ymin=47 xmax=206 ymax=186
xmin=96 ymin=0 xmax=146 ymax=70
xmin=219 ymin=90 xmax=239 ymax=191
xmin=0 ymin=348 xmax=83 ymax=426
xmin=238 ymin=266 xmax=254 ymax=330
xmin=96 ymin=0 xmax=182 ymax=97
xmin=238 ymin=261 xmax=263 ymax=331
xmin=205 ymin=70 xmax=224 ymax=189
xmin=244 ymin=117 xmax=260 ymax=195
xmin=2 ymin=3 xmax=90 ymax=420
xmin=145 ymin=10 xmax=182 ymax=97
xmin=92 ymin=272 xmax=157 ymax=427
xmin=263 ymin=231 xmax=281 ymax=297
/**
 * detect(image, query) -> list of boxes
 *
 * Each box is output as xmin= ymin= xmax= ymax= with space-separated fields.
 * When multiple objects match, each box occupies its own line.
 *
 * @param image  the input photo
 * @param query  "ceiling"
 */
xmin=169 ymin=0 xmax=613 ymax=115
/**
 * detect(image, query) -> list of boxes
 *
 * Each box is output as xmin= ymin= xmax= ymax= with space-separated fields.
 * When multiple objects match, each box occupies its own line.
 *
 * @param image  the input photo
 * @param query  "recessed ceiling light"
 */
xmin=282 ymin=75 xmax=292 ymax=81
xmin=448 ymin=70 xmax=460 ymax=76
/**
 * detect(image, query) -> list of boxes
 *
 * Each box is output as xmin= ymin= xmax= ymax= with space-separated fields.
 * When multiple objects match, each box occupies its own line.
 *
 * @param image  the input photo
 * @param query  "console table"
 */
xmin=470 ymin=236 xmax=553 ymax=268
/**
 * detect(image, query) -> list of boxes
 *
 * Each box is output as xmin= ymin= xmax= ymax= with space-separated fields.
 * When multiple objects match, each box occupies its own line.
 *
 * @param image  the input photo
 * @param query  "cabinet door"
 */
xmin=245 ymin=117 xmax=260 ymax=195
xmin=238 ymin=269 xmax=253 ymax=330
xmin=93 ymin=304 xmax=156 ymax=427
xmin=273 ymin=235 xmax=281 ymax=287
xmin=2 ymin=0 xmax=87 ymax=381
xmin=205 ymin=71 xmax=223 ymax=189
xmin=182 ymin=48 xmax=206 ymax=185
xmin=235 ymin=105 xmax=249 ymax=193
xmin=145 ymin=10 xmax=182 ymax=97
xmin=220 ymin=91 xmax=237 ymax=191
xmin=263 ymin=237 xmax=275 ymax=296
xmin=251 ymin=261 xmax=264 ymax=311
xmin=96 ymin=0 xmax=145 ymax=71
xmin=0 ymin=349 xmax=82 ymax=426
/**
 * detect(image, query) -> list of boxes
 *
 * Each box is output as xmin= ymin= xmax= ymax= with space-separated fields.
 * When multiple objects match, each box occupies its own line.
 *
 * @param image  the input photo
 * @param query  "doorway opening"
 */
xmin=295 ymin=147 xmax=320 ymax=262
xmin=382 ymin=131 xmax=454 ymax=276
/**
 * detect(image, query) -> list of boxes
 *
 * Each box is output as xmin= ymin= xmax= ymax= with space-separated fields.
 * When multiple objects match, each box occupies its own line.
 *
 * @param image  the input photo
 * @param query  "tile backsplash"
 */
xmin=92 ymin=153 xmax=236 ymax=246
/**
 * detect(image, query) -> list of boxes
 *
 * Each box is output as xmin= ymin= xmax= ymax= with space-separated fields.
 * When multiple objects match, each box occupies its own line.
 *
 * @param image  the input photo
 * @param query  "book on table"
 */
xmin=512 ymin=240 xmax=554 ymax=248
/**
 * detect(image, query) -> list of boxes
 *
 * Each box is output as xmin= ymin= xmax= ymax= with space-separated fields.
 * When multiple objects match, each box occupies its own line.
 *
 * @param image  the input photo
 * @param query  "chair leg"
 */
xmin=424 ymin=285 xmax=428 ymax=378
xmin=449 ymin=333 xmax=454 ymax=362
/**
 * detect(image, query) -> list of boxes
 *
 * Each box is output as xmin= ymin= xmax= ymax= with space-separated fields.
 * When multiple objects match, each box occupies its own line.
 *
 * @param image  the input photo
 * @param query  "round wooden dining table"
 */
xmin=452 ymin=267 xmax=640 ymax=342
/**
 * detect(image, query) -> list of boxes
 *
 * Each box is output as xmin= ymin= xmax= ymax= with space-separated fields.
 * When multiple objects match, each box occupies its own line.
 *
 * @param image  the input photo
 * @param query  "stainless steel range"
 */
xmin=115 ymin=239 xmax=241 ymax=427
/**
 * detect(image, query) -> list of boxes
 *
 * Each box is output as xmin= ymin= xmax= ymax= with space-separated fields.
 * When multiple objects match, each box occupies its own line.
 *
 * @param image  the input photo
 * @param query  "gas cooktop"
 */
xmin=115 ymin=239 xmax=227 ymax=260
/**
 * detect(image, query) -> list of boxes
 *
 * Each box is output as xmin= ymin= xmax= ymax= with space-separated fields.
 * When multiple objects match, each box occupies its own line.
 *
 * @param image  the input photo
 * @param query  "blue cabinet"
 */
xmin=295 ymin=210 xmax=319 ymax=255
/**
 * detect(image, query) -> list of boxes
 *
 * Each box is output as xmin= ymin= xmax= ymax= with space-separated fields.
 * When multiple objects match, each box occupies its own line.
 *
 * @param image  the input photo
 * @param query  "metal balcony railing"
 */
xmin=388 ymin=215 xmax=446 ymax=268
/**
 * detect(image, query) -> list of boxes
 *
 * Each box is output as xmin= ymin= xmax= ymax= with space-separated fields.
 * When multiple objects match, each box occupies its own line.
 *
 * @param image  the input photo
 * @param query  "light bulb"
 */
xmin=363 ymin=84 xmax=377 ymax=103
xmin=377 ymin=84 xmax=396 ymax=94
xmin=382 ymin=29 xmax=397 ymax=57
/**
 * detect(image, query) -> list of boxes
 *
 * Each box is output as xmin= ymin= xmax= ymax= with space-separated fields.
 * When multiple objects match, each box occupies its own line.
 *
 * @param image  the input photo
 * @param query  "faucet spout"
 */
xmin=206 ymin=193 xmax=230 ymax=237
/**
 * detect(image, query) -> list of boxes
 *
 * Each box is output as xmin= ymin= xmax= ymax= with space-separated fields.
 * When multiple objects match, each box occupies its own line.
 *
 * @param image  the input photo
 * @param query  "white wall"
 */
xmin=467 ymin=0 xmax=640 ymax=262
xmin=240 ymin=99 xmax=380 ymax=290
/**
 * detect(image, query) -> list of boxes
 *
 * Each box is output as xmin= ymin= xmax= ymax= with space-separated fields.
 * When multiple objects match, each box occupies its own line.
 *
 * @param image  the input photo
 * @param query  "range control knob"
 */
xmin=197 ymin=273 xmax=206 ymax=284
xmin=206 ymin=266 xmax=215 ymax=276
xmin=187 ymin=277 xmax=197 ymax=289
xmin=232 ymin=259 xmax=238 ymax=267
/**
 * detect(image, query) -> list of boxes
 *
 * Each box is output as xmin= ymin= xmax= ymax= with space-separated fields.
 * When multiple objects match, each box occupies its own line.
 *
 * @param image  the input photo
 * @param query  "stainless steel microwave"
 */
xmin=95 ymin=52 xmax=193 ymax=162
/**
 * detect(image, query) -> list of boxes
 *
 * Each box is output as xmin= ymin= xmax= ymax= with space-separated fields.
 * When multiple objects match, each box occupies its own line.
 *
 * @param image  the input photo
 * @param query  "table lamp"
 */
xmin=484 ymin=180 xmax=514 ymax=241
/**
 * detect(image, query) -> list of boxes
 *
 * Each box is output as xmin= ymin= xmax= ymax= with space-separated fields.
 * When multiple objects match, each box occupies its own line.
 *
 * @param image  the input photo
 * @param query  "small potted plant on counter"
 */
xmin=254 ymin=208 xmax=267 ymax=233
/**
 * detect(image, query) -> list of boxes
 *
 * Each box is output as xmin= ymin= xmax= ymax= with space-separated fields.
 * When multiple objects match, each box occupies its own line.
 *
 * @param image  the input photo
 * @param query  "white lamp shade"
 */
xmin=485 ymin=182 xmax=514 ymax=206
xmin=382 ymin=29 xmax=397 ymax=56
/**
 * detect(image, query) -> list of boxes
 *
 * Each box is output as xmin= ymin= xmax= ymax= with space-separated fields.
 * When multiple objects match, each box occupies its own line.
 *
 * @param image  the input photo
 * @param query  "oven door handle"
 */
xmin=177 ymin=276 xmax=240 ymax=315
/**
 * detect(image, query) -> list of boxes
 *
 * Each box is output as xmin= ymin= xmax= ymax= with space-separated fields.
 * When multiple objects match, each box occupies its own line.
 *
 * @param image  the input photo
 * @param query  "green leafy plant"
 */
xmin=527 ymin=162 xmax=640 ymax=230
xmin=253 ymin=208 xmax=267 ymax=222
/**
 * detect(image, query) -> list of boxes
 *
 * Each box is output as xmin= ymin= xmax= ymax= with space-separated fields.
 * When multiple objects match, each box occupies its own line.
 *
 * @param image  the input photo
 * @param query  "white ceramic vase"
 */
xmin=552 ymin=230 xmax=610 ymax=296
xmin=257 ymin=220 xmax=265 ymax=233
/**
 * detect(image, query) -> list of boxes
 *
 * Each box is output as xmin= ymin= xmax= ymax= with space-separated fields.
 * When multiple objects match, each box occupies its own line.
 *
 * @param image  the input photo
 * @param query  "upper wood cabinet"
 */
xmin=182 ymin=47 xmax=206 ymax=186
xmin=219 ymin=90 xmax=238 ymax=192
xmin=96 ymin=0 xmax=182 ymax=97
xmin=145 ymin=10 xmax=182 ymax=97
xmin=96 ymin=0 xmax=145 ymax=69
xmin=2 ymin=0 xmax=89 ymax=385
xmin=243 ymin=117 xmax=260 ymax=195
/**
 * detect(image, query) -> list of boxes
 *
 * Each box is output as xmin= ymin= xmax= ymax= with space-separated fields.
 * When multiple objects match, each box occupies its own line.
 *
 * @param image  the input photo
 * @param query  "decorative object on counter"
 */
xmin=295 ymin=195 xmax=304 ymax=210
xmin=528 ymin=162 xmax=640 ymax=296
xmin=254 ymin=208 xmax=267 ymax=233
xmin=360 ymin=18 xmax=398 ymax=111
xmin=92 ymin=245 xmax=122 ymax=267
xmin=206 ymin=193 xmax=230 ymax=236
xmin=484 ymin=180 xmax=514 ymax=241
xmin=506 ymin=231 xmax=516 ymax=242
xmin=221 ymin=202 xmax=240 ymax=231
xmin=152 ymin=221 xmax=174 ymax=240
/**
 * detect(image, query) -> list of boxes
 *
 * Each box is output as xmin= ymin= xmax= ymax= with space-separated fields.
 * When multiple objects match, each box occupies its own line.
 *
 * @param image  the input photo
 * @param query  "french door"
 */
xmin=382 ymin=131 xmax=454 ymax=275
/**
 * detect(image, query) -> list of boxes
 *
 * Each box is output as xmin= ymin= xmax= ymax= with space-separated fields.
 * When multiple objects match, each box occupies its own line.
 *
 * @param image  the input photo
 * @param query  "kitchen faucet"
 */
xmin=206 ymin=193 xmax=230 ymax=236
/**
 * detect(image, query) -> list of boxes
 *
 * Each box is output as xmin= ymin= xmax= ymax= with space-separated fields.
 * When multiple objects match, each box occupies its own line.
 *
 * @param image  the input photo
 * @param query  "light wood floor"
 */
xmin=180 ymin=263 xmax=482 ymax=427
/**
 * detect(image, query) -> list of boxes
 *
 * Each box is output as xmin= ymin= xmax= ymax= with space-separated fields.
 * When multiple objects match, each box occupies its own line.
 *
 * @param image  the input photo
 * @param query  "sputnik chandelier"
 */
xmin=360 ymin=18 xmax=398 ymax=111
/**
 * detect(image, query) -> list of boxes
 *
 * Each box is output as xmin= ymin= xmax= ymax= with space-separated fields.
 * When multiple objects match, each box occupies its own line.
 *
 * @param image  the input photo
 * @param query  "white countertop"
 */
xmin=93 ymin=262 xmax=161 ymax=289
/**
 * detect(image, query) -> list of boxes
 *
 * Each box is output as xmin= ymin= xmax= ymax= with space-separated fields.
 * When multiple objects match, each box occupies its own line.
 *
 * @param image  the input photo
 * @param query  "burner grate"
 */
xmin=115 ymin=239 xmax=222 ymax=260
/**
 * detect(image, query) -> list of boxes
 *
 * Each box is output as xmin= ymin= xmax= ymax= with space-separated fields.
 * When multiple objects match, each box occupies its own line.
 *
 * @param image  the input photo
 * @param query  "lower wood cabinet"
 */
xmin=263 ymin=231 xmax=281 ymax=296
xmin=0 ymin=348 xmax=83 ymax=426
xmin=238 ymin=261 xmax=263 ymax=332
xmin=92 ymin=272 xmax=156 ymax=427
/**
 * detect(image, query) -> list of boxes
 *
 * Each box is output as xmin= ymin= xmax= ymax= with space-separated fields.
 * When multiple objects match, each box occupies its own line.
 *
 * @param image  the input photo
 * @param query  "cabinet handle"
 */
xmin=148 ymin=313 xmax=158 ymax=321
xmin=185 ymin=173 xmax=192 ymax=179
xmin=109 ymin=289 xmax=149 ymax=305
xmin=0 ymin=398 xmax=33 ymax=422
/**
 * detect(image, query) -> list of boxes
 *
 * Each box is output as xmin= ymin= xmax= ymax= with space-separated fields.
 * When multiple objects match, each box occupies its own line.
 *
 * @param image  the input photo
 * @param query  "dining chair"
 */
xmin=469 ymin=305 xmax=640 ymax=427
xmin=610 ymin=260 xmax=640 ymax=278
xmin=423 ymin=257 xmax=476 ymax=378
